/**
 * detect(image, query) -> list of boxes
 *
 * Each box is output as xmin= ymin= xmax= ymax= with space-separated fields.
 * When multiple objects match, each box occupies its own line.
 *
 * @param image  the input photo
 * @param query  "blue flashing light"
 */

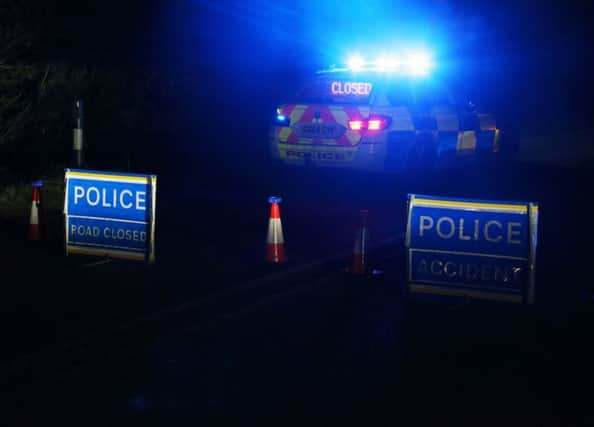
xmin=32 ymin=180 xmax=43 ymax=188
xmin=328 ymin=50 xmax=433 ymax=76
xmin=405 ymin=52 xmax=432 ymax=76
xmin=374 ymin=55 xmax=400 ymax=71
xmin=347 ymin=54 xmax=365 ymax=71
xmin=268 ymin=196 xmax=282 ymax=204
xmin=274 ymin=113 xmax=290 ymax=126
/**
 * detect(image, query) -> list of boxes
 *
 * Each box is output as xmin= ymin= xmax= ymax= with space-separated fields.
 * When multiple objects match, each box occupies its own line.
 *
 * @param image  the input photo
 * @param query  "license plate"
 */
xmin=279 ymin=145 xmax=357 ymax=162
xmin=291 ymin=122 xmax=346 ymax=139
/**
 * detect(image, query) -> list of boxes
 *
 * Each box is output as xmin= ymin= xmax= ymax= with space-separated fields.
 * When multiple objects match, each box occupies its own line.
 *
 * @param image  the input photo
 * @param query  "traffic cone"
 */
xmin=266 ymin=196 xmax=286 ymax=263
xmin=28 ymin=180 xmax=44 ymax=241
xmin=351 ymin=209 xmax=369 ymax=275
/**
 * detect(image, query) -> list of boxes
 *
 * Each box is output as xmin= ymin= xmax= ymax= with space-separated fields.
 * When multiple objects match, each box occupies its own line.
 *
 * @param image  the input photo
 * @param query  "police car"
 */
xmin=269 ymin=53 xmax=509 ymax=173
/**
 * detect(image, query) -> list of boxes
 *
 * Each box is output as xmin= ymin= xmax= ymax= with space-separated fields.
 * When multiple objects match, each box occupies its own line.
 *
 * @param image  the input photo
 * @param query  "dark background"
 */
xmin=1 ymin=0 xmax=593 ymax=182
xmin=2 ymin=3 xmax=594 ymax=422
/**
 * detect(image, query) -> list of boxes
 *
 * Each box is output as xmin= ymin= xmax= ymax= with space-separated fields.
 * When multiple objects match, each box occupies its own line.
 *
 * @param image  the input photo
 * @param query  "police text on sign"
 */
xmin=64 ymin=169 xmax=157 ymax=261
xmin=405 ymin=195 xmax=538 ymax=303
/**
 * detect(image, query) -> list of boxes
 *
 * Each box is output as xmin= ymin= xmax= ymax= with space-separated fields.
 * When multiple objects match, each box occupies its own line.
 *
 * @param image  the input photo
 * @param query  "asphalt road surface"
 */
xmin=2 ymin=155 xmax=594 ymax=425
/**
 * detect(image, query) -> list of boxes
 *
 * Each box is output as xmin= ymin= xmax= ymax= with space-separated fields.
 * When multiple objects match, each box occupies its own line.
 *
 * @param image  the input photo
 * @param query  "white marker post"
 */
xmin=73 ymin=100 xmax=84 ymax=167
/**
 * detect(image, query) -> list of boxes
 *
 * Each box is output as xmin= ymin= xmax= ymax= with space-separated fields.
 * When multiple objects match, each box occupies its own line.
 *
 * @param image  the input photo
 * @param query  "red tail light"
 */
xmin=367 ymin=116 xmax=390 ymax=130
xmin=348 ymin=116 xmax=391 ymax=132
xmin=348 ymin=120 xmax=365 ymax=131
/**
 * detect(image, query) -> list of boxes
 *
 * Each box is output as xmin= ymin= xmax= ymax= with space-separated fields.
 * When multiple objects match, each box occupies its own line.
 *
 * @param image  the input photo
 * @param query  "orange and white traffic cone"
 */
xmin=351 ymin=209 xmax=369 ymax=275
xmin=28 ymin=180 xmax=44 ymax=241
xmin=266 ymin=196 xmax=286 ymax=263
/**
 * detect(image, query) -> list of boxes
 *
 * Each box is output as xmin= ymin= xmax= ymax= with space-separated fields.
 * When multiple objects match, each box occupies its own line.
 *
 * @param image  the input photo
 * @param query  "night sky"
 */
xmin=8 ymin=0 xmax=594 ymax=162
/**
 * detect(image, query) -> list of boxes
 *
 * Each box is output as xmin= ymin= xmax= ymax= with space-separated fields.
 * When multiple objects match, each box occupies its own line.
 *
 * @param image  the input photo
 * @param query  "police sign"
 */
xmin=405 ymin=194 xmax=538 ymax=303
xmin=64 ymin=169 xmax=157 ymax=262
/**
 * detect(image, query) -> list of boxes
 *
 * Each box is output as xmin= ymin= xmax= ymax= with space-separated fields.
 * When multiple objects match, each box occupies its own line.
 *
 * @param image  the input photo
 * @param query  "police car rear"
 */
xmin=268 ymin=54 xmax=501 ymax=173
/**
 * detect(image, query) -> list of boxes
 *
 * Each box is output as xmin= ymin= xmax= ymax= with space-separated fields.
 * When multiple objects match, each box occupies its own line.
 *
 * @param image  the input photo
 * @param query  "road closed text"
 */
xmin=70 ymin=224 xmax=147 ymax=243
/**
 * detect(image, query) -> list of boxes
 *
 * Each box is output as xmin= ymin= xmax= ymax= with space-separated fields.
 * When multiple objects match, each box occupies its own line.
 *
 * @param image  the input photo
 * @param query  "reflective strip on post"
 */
xmin=73 ymin=128 xmax=83 ymax=150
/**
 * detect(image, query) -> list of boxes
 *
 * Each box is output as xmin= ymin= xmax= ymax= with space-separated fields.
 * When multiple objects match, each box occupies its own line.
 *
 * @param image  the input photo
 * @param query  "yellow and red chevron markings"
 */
xmin=277 ymin=104 xmax=371 ymax=146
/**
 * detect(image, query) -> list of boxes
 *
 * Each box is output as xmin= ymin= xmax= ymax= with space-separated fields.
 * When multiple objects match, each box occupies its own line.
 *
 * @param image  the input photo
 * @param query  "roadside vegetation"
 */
xmin=0 ymin=1 xmax=172 ymax=219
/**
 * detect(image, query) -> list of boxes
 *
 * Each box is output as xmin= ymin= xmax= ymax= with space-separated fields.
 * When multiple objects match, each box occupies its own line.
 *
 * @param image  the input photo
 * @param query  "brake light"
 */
xmin=348 ymin=120 xmax=364 ymax=131
xmin=348 ymin=116 xmax=391 ymax=132
xmin=367 ymin=120 xmax=381 ymax=130
xmin=368 ymin=117 xmax=390 ymax=130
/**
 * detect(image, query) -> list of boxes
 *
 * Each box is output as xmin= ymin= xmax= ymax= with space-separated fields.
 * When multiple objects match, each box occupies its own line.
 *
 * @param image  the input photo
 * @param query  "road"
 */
xmin=2 ymin=156 xmax=594 ymax=424
xmin=5 ymin=245 xmax=594 ymax=425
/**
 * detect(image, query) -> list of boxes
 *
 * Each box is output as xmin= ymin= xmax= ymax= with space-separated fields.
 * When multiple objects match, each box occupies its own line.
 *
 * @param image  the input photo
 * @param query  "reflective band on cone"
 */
xmin=351 ymin=240 xmax=364 ymax=275
xmin=28 ymin=183 xmax=43 ymax=241
xmin=350 ymin=209 xmax=368 ymax=275
xmin=266 ymin=197 xmax=286 ymax=263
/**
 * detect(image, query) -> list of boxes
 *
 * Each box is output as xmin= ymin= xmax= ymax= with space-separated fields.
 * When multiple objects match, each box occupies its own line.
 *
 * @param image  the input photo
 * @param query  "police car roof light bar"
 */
xmin=374 ymin=55 xmax=401 ymax=71
xmin=405 ymin=52 xmax=432 ymax=76
xmin=322 ymin=51 xmax=432 ymax=75
xmin=347 ymin=54 xmax=365 ymax=71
